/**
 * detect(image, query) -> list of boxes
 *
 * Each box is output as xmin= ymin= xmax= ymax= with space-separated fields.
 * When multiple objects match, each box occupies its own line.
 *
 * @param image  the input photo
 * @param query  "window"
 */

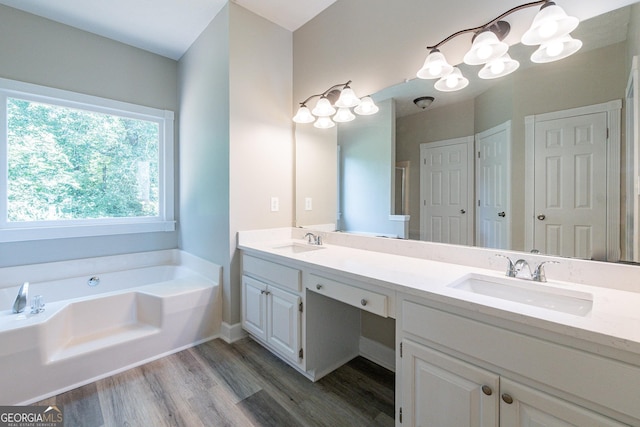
xmin=0 ymin=78 xmax=175 ymax=242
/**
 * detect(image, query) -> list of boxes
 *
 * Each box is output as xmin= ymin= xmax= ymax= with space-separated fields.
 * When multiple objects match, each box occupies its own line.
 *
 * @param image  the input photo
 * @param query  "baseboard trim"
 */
xmin=359 ymin=336 xmax=395 ymax=372
xmin=220 ymin=322 xmax=247 ymax=343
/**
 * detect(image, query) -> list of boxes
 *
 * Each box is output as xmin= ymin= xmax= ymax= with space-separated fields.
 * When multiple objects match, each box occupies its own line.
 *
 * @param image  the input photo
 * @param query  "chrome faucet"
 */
xmin=532 ymin=261 xmax=559 ymax=283
xmin=12 ymin=282 xmax=29 ymax=314
xmin=496 ymin=255 xmax=559 ymax=283
xmin=304 ymin=232 xmax=322 ymax=245
xmin=514 ymin=259 xmax=532 ymax=280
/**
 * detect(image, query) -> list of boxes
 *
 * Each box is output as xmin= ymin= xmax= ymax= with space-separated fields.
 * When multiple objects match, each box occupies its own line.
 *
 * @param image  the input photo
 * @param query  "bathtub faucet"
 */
xmin=12 ymin=282 xmax=29 ymax=314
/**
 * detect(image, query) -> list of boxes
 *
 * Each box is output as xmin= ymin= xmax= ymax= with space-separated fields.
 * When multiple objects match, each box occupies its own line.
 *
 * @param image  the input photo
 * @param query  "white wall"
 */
xmin=0 ymin=5 xmax=179 ymax=267
xmin=229 ymin=4 xmax=294 ymax=324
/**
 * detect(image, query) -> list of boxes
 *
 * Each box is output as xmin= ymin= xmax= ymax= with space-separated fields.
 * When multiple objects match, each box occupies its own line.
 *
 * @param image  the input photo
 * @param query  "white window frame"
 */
xmin=0 ymin=77 xmax=175 ymax=242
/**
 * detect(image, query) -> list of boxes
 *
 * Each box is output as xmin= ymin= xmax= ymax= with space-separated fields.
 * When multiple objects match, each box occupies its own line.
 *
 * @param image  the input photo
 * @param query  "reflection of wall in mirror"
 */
xmin=338 ymin=99 xmax=399 ymax=237
xmin=396 ymin=41 xmax=628 ymax=250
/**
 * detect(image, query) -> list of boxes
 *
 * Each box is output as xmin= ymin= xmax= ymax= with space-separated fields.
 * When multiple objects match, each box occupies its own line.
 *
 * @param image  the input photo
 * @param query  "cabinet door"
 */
xmin=402 ymin=340 xmax=499 ymax=427
xmin=500 ymin=378 xmax=628 ymax=427
xmin=267 ymin=285 xmax=301 ymax=364
xmin=241 ymin=276 xmax=267 ymax=341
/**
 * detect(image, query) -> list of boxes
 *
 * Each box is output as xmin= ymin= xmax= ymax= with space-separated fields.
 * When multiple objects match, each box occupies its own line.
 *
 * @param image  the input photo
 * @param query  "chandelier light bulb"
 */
xmin=354 ymin=96 xmax=379 ymax=115
xmin=545 ymin=39 xmax=564 ymax=57
xmin=434 ymin=67 xmax=469 ymax=92
xmin=476 ymin=44 xmax=493 ymax=61
xmin=522 ymin=2 xmax=579 ymax=46
xmin=311 ymin=97 xmax=336 ymax=117
xmin=464 ymin=30 xmax=508 ymax=65
xmin=314 ymin=116 xmax=335 ymax=129
xmin=417 ymin=49 xmax=454 ymax=79
xmin=478 ymin=53 xmax=519 ymax=79
xmin=490 ymin=60 xmax=505 ymax=75
xmin=538 ymin=19 xmax=559 ymax=39
xmin=530 ymin=35 xmax=582 ymax=63
xmin=335 ymin=87 xmax=361 ymax=108
xmin=292 ymin=106 xmax=315 ymax=124
xmin=333 ymin=107 xmax=356 ymax=123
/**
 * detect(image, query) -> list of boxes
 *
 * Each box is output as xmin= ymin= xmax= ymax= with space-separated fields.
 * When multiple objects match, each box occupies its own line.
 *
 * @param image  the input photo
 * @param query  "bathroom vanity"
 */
xmin=238 ymin=228 xmax=640 ymax=426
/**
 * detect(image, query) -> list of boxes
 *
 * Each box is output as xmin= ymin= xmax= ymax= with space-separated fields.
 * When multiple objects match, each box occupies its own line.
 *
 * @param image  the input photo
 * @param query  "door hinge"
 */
xmin=400 ymin=342 xmax=403 ymax=358
xmin=299 ymin=348 xmax=304 ymax=359
xmin=607 ymin=127 xmax=610 ymax=139
xmin=299 ymin=301 xmax=303 ymax=312
xmin=478 ymin=151 xmax=481 ymax=158
xmin=399 ymin=407 xmax=403 ymax=423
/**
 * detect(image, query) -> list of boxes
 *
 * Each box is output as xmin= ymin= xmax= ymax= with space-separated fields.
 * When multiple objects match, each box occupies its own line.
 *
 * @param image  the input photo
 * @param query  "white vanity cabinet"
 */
xmin=397 ymin=297 xmax=638 ymax=426
xmin=401 ymin=339 xmax=499 ymax=427
xmin=241 ymin=254 xmax=303 ymax=366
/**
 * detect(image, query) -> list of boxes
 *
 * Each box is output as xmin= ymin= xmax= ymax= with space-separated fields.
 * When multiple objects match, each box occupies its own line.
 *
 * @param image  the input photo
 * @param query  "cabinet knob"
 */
xmin=260 ymin=290 xmax=265 ymax=295
xmin=501 ymin=393 xmax=514 ymax=404
xmin=316 ymin=284 xmax=322 ymax=290
xmin=481 ymin=385 xmax=492 ymax=396
xmin=361 ymin=299 xmax=368 ymax=306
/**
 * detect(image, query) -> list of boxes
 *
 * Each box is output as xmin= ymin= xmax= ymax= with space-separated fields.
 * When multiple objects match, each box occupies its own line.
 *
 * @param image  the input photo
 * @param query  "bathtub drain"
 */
xmin=87 ymin=276 xmax=100 ymax=287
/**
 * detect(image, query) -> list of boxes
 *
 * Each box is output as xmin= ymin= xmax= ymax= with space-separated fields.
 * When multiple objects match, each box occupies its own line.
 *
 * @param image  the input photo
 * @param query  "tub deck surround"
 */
xmin=0 ymin=250 xmax=222 ymax=405
xmin=237 ymin=228 xmax=640 ymax=358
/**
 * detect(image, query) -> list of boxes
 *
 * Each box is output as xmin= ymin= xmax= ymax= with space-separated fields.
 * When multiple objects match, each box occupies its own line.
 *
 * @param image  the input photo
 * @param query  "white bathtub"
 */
xmin=0 ymin=249 xmax=222 ymax=405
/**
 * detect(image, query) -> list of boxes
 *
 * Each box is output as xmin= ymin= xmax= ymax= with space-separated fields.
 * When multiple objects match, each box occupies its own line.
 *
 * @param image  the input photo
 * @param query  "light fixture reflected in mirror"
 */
xmin=530 ymin=35 xmax=582 ymax=63
xmin=463 ymin=28 xmax=509 ymax=65
xmin=521 ymin=1 xmax=579 ymax=45
xmin=417 ymin=1 xmax=580 ymax=91
xmin=478 ymin=53 xmax=520 ymax=79
xmin=434 ymin=67 xmax=469 ymax=92
xmin=293 ymin=80 xmax=378 ymax=128
xmin=413 ymin=96 xmax=435 ymax=109
xmin=417 ymin=49 xmax=453 ymax=79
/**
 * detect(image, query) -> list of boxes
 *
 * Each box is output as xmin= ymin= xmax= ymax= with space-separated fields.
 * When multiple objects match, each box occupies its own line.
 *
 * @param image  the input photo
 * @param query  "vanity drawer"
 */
xmin=307 ymin=274 xmax=388 ymax=317
xmin=242 ymin=254 xmax=301 ymax=292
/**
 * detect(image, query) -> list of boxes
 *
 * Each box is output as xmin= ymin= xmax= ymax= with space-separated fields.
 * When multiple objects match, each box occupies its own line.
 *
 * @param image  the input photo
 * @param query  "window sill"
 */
xmin=0 ymin=221 xmax=176 ymax=243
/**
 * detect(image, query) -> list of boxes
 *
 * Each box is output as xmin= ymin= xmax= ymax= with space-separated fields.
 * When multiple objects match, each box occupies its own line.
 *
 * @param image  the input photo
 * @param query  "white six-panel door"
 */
xmin=420 ymin=137 xmax=473 ymax=244
xmin=533 ymin=112 xmax=608 ymax=260
xmin=476 ymin=122 xmax=511 ymax=250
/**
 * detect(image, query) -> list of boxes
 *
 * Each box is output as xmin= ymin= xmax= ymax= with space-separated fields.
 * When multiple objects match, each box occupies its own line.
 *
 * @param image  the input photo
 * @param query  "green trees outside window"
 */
xmin=7 ymin=98 xmax=160 ymax=222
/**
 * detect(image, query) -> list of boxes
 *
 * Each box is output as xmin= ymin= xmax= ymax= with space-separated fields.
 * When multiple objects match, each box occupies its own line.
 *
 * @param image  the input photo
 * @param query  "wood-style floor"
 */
xmin=36 ymin=338 xmax=396 ymax=427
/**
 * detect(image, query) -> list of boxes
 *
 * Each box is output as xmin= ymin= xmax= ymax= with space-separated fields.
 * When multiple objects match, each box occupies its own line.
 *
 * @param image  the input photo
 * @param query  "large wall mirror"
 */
xmin=295 ymin=1 xmax=640 ymax=264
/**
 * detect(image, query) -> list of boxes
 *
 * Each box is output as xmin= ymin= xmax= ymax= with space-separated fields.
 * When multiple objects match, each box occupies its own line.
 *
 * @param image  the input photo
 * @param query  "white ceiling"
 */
xmin=0 ymin=0 xmax=337 ymax=60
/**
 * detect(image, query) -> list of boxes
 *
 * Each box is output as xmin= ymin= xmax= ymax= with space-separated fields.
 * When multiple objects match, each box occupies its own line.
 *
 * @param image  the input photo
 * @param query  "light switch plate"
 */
xmin=305 ymin=197 xmax=313 ymax=211
xmin=271 ymin=196 xmax=279 ymax=212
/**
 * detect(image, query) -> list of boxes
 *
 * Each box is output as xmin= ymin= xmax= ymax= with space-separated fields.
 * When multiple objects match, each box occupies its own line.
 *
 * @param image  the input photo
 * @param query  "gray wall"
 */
xmin=0 ymin=5 xmax=179 ymax=267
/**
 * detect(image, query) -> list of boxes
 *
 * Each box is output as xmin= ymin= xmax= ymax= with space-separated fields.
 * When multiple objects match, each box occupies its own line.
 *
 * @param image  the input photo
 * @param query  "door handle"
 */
xmin=537 ymin=214 xmax=546 ymax=221
xmin=460 ymin=209 xmax=466 ymax=214
xmin=498 ymin=211 xmax=506 ymax=217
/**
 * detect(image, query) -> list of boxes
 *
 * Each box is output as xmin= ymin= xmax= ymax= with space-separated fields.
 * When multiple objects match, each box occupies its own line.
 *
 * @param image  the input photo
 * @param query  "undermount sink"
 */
xmin=272 ymin=243 xmax=326 ymax=254
xmin=449 ymin=273 xmax=593 ymax=316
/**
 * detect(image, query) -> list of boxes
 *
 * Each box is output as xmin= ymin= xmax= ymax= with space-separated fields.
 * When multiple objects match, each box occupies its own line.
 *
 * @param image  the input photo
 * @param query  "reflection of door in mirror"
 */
xmin=395 ymin=161 xmax=410 ymax=215
xmin=525 ymin=101 xmax=622 ymax=261
xmin=420 ymin=137 xmax=473 ymax=245
xmin=476 ymin=121 xmax=511 ymax=250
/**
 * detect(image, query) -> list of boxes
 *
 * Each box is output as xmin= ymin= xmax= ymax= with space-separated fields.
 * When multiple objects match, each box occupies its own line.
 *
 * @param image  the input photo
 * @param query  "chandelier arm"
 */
xmin=426 ymin=0 xmax=547 ymax=50
xmin=299 ymin=80 xmax=352 ymax=106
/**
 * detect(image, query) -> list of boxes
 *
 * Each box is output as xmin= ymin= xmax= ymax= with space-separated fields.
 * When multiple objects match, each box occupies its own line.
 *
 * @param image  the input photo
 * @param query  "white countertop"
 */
xmin=238 ymin=229 xmax=640 ymax=359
